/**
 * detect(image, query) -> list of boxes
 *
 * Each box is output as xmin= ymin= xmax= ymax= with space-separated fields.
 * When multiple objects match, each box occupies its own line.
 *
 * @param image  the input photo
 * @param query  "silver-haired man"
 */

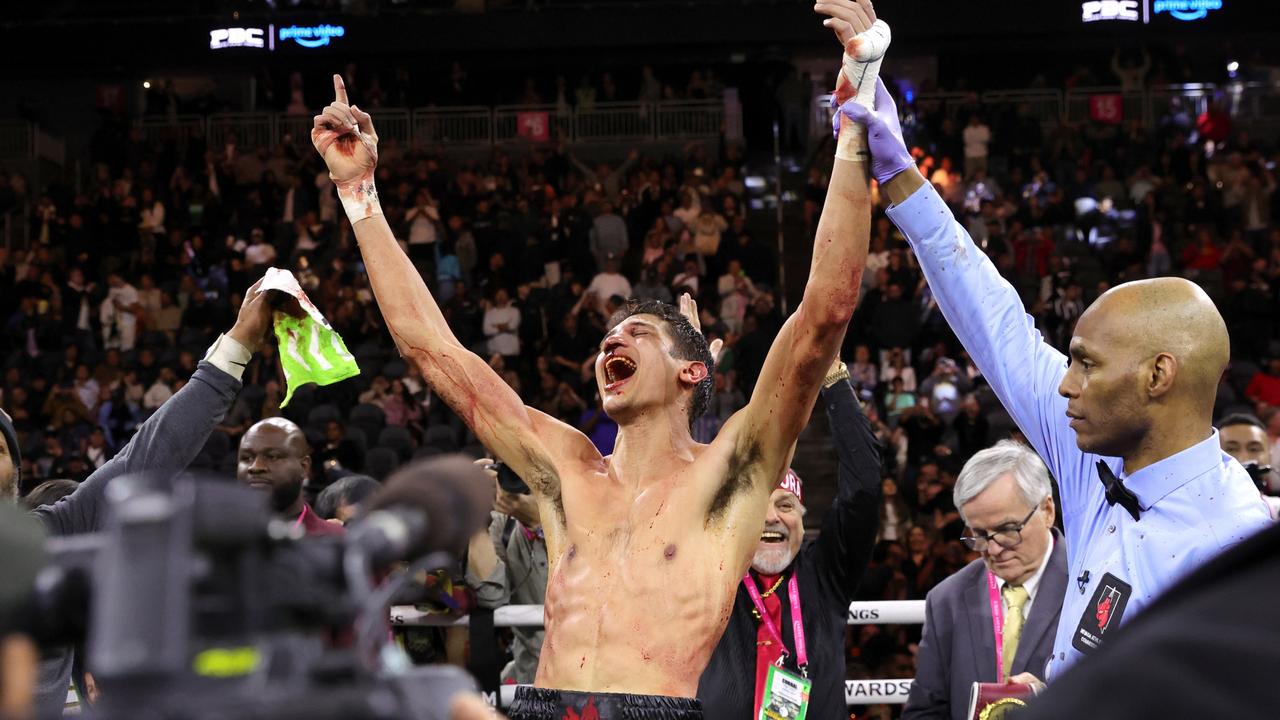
xmin=904 ymin=440 xmax=1069 ymax=720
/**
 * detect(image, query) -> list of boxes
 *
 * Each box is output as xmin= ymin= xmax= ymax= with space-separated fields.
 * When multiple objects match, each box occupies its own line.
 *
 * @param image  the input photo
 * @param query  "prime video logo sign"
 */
xmin=1152 ymin=0 xmax=1222 ymax=21
xmin=1082 ymin=0 xmax=1223 ymax=23
xmin=278 ymin=24 xmax=346 ymax=48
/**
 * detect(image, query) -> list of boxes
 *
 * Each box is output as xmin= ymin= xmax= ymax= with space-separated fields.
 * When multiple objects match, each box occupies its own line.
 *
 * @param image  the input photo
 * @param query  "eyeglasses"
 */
xmin=961 ymin=505 xmax=1039 ymax=552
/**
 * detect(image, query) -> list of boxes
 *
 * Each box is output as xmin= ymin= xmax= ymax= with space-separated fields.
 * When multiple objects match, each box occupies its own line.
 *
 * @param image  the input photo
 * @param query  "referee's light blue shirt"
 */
xmin=886 ymin=182 xmax=1271 ymax=676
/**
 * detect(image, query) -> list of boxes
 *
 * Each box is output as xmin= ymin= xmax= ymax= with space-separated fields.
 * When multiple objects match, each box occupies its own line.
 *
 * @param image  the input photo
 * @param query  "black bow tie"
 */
xmin=1097 ymin=460 xmax=1141 ymax=522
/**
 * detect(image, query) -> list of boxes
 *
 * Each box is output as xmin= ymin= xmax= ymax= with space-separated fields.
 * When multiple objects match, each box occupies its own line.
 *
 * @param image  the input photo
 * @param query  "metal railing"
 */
xmin=209 ymin=112 xmax=274 ymax=152
xmin=574 ymin=101 xmax=655 ymax=143
xmin=811 ymin=82 xmax=1278 ymax=138
xmin=373 ymin=108 xmax=413 ymax=146
xmin=392 ymin=600 xmax=923 ymax=707
xmin=0 ymin=121 xmax=33 ymax=160
xmin=412 ymin=106 xmax=493 ymax=146
xmin=277 ymin=112 xmax=316 ymax=144
xmin=981 ymin=88 xmax=1065 ymax=126
xmin=656 ymin=99 xmax=724 ymax=138
xmin=122 ymin=99 xmax=725 ymax=154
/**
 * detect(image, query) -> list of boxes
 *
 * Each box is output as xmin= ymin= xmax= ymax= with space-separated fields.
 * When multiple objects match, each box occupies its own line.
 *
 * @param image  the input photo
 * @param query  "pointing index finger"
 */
xmin=333 ymin=73 xmax=348 ymax=104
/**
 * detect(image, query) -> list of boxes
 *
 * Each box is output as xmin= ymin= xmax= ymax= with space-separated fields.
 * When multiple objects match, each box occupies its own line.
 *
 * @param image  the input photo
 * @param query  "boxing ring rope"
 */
xmin=391 ymin=601 xmax=925 ymax=706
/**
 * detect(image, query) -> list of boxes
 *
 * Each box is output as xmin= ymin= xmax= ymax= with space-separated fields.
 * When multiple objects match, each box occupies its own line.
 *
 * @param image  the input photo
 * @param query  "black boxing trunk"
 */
xmin=508 ymin=686 xmax=703 ymax=720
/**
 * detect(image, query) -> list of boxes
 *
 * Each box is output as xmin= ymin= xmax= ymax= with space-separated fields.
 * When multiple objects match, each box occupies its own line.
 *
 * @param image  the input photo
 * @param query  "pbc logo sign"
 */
xmin=210 ymin=27 xmax=266 ymax=50
xmin=1082 ymin=0 xmax=1141 ymax=22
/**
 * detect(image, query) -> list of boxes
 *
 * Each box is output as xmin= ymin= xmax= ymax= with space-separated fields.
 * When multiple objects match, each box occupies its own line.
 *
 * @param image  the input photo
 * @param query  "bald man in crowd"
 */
xmin=237 ymin=418 xmax=343 ymax=536
xmin=838 ymin=83 xmax=1270 ymax=688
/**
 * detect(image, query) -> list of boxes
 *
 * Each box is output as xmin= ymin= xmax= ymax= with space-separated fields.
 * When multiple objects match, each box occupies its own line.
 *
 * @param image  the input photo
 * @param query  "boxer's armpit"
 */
xmin=705 ymin=438 xmax=762 ymax=524
xmin=516 ymin=447 xmax=566 ymax=527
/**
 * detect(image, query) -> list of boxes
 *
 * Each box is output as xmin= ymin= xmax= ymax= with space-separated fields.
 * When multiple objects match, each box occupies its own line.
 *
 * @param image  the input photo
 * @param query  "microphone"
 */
xmin=1077 ymin=569 xmax=1091 ymax=594
xmin=347 ymin=454 xmax=493 ymax=569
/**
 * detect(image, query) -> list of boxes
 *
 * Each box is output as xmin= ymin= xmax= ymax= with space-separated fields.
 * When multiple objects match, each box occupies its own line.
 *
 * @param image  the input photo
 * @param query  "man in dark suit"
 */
xmin=698 ymin=359 xmax=881 ymax=720
xmin=904 ymin=440 xmax=1068 ymax=720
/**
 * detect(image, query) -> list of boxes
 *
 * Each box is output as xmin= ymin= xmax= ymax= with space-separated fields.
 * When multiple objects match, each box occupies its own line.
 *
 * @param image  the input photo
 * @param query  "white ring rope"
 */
xmin=392 ymin=601 xmax=926 ymax=706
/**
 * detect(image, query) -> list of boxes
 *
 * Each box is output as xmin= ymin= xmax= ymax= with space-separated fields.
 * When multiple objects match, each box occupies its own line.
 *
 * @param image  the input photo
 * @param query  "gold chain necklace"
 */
xmin=751 ymin=575 xmax=787 ymax=622
xmin=760 ymin=574 xmax=786 ymax=598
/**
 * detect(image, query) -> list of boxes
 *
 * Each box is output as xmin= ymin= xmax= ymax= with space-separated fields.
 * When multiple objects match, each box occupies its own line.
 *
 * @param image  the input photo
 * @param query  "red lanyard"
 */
xmin=987 ymin=571 xmax=1005 ymax=682
xmin=743 ymin=574 xmax=808 ymax=672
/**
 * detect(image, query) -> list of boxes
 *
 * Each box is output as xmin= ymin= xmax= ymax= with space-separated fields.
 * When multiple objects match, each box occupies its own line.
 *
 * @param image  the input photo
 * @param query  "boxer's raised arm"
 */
xmin=311 ymin=75 xmax=593 ymax=496
xmin=723 ymin=1 xmax=878 ymax=488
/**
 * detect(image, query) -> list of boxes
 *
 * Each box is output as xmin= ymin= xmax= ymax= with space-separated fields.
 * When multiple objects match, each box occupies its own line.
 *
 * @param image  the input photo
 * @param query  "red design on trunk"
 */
xmin=561 ymin=697 xmax=600 ymax=720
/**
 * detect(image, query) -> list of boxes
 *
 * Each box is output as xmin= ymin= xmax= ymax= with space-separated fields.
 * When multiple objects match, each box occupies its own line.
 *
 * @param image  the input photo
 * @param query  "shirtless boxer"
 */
xmin=310 ymin=9 xmax=881 ymax=715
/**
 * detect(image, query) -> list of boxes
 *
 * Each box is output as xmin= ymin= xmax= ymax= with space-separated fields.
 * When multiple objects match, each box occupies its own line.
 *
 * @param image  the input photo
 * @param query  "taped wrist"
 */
xmin=337 ymin=176 xmax=383 ymax=223
xmin=836 ymin=122 xmax=870 ymax=163
xmin=835 ymin=20 xmax=892 ymax=110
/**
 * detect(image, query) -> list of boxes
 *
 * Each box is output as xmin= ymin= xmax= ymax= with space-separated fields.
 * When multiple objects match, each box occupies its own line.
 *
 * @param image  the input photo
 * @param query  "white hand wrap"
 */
xmin=839 ymin=20 xmax=892 ymax=110
xmin=836 ymin=124 xmax=869 ymax=163
xmin=338 ymin=177 xmax=383 ymax=223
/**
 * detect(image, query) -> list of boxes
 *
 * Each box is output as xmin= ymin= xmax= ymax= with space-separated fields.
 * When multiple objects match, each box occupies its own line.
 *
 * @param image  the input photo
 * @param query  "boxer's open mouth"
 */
xmin=604 ymin=355 xmax=637 ymax=391
xmin=760 ymin=530 xmax=787 ymax=543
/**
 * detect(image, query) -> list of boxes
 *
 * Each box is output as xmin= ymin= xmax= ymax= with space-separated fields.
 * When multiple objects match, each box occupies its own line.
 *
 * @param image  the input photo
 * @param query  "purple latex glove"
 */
xmin=831 ymin=78 xmax=915 ymax=186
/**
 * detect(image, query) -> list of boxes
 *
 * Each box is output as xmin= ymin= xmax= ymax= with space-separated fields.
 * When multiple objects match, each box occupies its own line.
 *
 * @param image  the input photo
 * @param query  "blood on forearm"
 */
xmin=811 ymin=138 xmax=872 ymax=296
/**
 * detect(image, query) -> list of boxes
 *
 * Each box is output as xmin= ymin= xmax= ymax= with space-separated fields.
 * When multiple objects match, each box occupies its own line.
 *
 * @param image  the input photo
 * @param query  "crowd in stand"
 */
xmin=3 ymin=63 xmax=1280 ymax=712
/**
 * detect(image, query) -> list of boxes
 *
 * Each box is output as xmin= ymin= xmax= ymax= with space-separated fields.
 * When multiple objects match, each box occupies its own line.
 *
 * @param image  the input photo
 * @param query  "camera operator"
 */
xmin=1 ymin=503 xmax=41 ymax=720
xmin=0 ymin=409 xmax=22 ymax=502
xmin=465 ymin=459 xmax=546 ymax=685
xmin=22 ymin=277 xmax=276 ymax=718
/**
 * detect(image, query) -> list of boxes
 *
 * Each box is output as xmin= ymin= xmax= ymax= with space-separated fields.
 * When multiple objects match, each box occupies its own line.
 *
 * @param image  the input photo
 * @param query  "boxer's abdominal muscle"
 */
xmin=535 ymin=459 xmax=764 ymax=697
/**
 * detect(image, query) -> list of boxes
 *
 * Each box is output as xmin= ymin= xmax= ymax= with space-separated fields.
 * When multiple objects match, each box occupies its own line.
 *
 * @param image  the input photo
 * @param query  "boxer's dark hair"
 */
xmin=609 ymin=299 xmax=715 ymax=423
xmin=1217 ymin=413 xmax=1265 ymax=431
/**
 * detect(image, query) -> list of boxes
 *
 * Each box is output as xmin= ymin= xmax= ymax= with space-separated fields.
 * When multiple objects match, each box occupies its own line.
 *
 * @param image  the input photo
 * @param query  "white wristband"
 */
xmin=840 ymin=20 xmax=892 ymax=110
xmin=204 ymin=333 xmax=253 ymax=381
xmin=338 ymin=178 xmax=383 ymax=223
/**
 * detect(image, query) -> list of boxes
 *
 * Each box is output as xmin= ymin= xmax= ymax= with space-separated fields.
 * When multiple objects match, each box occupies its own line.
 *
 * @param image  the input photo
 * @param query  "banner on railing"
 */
xmin=1090 ymin=94 xmax=1125 ymax=124
xmin=517 ymin=112 xmax=551 ymax=142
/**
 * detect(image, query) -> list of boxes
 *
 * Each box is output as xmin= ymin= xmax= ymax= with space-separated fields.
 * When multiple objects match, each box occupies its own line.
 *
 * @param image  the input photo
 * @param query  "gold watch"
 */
xmin=823 ymin=361 xmax=850 ymax=388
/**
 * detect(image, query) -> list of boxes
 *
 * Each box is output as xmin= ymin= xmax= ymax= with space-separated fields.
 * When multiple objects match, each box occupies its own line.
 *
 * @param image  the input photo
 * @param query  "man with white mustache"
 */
xmin=698 ymin=357 xmax=883 ymax=719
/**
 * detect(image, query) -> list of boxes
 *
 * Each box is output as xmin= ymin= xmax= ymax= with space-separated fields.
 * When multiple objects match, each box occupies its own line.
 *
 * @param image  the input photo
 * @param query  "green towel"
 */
xmin=274 ymin=313 xmax=360 ymax=407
